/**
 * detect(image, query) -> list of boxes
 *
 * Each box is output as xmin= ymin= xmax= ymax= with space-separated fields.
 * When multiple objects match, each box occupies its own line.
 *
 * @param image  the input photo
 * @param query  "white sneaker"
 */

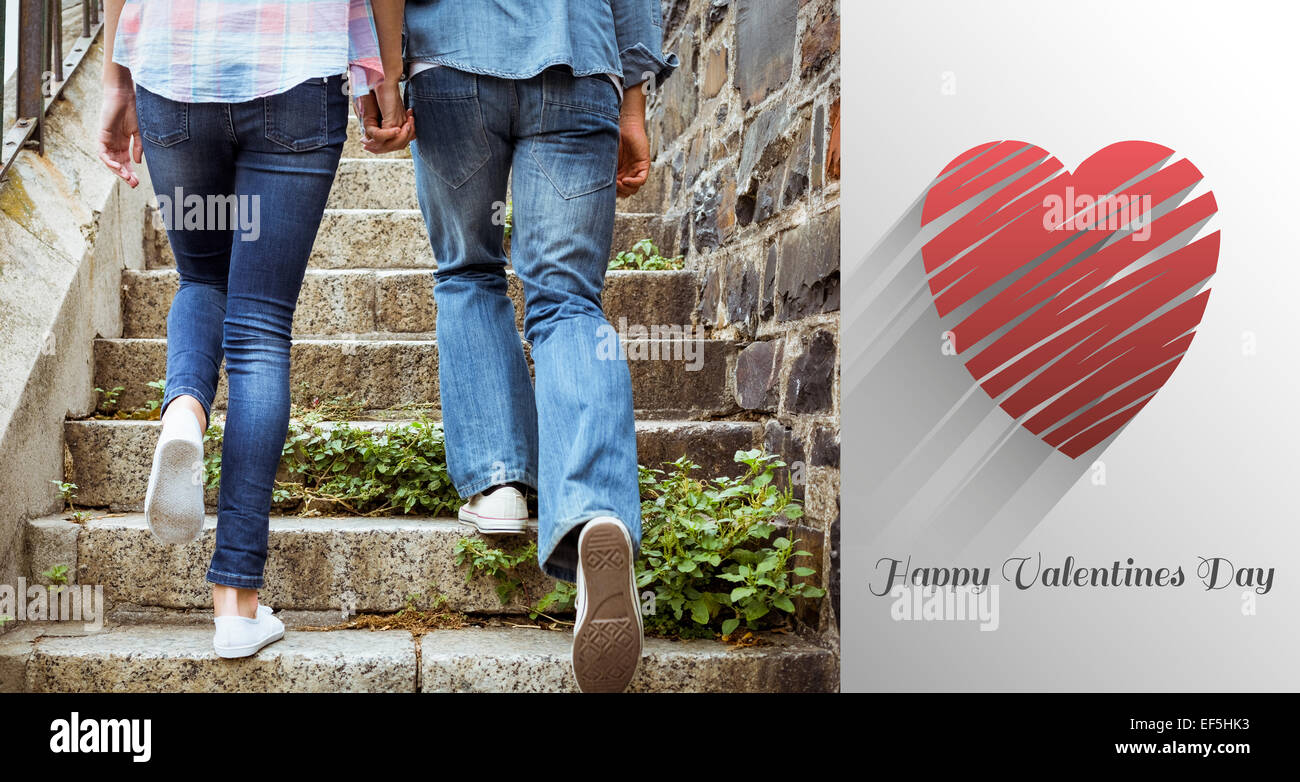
xmin=572 ymin=517 xmax=643 ymax=693
xmin=143 ymin=407 xmax=206 ymax=545
xmin=213 ymin=605 xmax=285 ymax=658
xmin=458 ymin=486 xmax=529 ymax=534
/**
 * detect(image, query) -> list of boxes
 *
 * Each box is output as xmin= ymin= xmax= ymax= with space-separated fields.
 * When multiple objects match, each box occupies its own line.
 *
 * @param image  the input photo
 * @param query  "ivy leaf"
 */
xmin=730 ymin=586 xmax=756 ymax=602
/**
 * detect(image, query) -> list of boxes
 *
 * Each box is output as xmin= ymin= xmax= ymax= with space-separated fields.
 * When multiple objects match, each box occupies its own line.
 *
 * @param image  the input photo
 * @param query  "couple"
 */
xmin=96 ymin=0 xmax=676 ymax=693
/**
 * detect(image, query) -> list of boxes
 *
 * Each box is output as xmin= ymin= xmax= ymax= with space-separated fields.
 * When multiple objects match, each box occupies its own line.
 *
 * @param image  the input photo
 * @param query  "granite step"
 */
xmin=62 ymin=418 xmax=761 ymax=509
xmin=119 ymin=268 xmax=699 ymax=339
xmin=91 ymin=337 xmax=736 ymax=417
xmin=326 ymin=158 xmax=417 ymax=210
xmin=26 ymin=514 xmax=555 ymax=615
xmin=1 ymin=623 xmax=837 ymax=693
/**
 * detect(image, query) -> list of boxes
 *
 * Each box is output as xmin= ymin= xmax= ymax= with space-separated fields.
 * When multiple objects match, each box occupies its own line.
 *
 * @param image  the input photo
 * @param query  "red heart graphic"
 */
xmin=920 ymin=141 xmax=1218 ymax=458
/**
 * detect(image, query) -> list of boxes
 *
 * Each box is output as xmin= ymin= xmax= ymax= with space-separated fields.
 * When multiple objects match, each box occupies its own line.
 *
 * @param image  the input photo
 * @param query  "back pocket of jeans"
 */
xmin=409 ymin=68 xmax=491 ymax=189
xmin=530 ymin=72 xmax=619 ymax=200
xmin=135 ymin=86 xmax=189 ymax=148
xmin=264 ymin=77 xmax=330 ymax=151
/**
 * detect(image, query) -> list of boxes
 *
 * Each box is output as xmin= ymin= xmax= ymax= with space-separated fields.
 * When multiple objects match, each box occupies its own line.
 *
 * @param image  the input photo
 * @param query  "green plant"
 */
xmin=143 ymin=378 xmax=166 ymax=413
xmin=399 ymin=590 xmax=448 ymax=616
xmin=454 ymin=537 xmax=536 ymax=606
xmin=203 ymin=417 xmax=459 ymax=516
xmin=51 ymin=481 xmax=77 ymax=506
xmin=531 ymin=581 xmax=576 ymax=619
xmin=608 ymin=238 xmax=684 ymax=271
xmin=502 ymin=200 xmax=513 ymax=246
xmin=41 ymin=564 xmax=70 ymax=593
xmin=41 ymin=564 xmax=69 ymax=586
xmin=50 ymin=481 xmax=90 ymax=523
xmin=93 ymin=378 xmax=164 ymax=420
xmin=202 ymin=422 xmax=224 ymax=490
xmin=0 ymin=615 xmax=12 ymax=628
xmin=451 ymin=451 xmax=826 ymax=639
xmin=95 ymin=385 xmax=125 ymax=411
xmin=637 ymin=450 xmax=824 ymax=638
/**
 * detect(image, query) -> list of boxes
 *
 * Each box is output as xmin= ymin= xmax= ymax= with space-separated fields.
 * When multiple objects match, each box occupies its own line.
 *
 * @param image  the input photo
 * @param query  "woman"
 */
xmin=97 ymin=0 xmax=413 ymax=658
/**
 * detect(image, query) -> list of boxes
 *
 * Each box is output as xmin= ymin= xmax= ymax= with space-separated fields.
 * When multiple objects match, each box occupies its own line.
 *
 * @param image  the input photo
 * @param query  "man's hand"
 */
xmin=360 ymin=81 xmax=415 ymax=155
xmin=616 ymin=87 xmax=650 ymax=198
xmin=97 ymin=84 xmax=141 ymax=188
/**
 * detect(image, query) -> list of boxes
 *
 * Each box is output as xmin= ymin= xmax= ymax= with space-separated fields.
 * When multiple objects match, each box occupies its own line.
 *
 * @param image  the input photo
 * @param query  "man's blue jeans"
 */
xmin=409 ymin=66 xmax=641 ymax=581
xmin=135 ymin=76 xmax=348 ymax=589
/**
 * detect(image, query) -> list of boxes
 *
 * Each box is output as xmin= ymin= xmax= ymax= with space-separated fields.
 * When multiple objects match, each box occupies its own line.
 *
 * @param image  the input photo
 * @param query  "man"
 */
xmin=363 ymin=0 xmax=676 ymax=692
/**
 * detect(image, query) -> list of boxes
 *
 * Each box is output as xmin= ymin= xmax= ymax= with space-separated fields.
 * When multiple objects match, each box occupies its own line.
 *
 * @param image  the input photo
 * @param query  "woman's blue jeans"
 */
xmin=135 ymin=76 xmax=347 ymax=589
xmin=409 ymin=66 xmax=641 ymax=581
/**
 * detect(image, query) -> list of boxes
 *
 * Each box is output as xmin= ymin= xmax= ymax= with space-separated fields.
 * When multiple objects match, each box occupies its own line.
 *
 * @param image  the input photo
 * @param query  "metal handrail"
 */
xmin=1 ymin=1 xmax=104 ymax=180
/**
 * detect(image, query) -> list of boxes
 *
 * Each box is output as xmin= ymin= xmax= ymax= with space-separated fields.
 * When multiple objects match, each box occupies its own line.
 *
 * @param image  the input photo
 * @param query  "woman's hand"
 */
xmin=617 ymin=88 xmax=650 ymax=198
xmin=360 ymin=81 xmax=415 ymax=155
xmin=98 ymin=84 xmax=142 ymax=188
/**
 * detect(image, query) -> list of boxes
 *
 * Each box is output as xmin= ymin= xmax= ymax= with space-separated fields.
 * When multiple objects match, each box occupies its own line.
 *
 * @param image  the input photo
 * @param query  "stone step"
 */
xmin=120 ymin=268 xmax=698 ymax=339
xmin=92 ymin=337 xmax=735 ymax=417
xmin=2 ymin=624 xmax=837 ymax=693
xmin=146 ymin=207 xmax=686 ymax=271
xmin=63 ymin=418 xmax=760 ymax=510
xmin=342 ymin=115 xmax=412 ymax=159
xmin=27 ymin=514 xmax=553 ymax=615
xmin=326 ymin=159 xmax=418 ymax=210
xmin=146 ymin=209 xmax=433 ymax=271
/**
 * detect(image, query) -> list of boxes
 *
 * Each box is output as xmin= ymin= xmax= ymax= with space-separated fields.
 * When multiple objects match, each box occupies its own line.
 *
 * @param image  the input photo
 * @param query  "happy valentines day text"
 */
xmin=869 ymin=554 xmax=1274 ymax=596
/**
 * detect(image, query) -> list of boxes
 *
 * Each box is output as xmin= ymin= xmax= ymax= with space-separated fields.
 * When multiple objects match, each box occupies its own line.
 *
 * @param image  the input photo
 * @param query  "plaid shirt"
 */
xmin=113 ymin=0 xmax=384 ymax=103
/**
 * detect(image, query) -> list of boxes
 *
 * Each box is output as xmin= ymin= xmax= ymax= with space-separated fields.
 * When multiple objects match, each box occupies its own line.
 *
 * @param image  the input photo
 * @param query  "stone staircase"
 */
xmin=1 ymin=117 xmax=837 ymax=693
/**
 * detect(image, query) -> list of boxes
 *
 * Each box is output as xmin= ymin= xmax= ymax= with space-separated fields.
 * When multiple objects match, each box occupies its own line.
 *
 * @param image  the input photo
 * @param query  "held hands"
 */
xmin=97 ymin=85 xmax=142 ymax=188
xmin=616 ymin=87 xmax=650 ymax=198
xmin=359 ymin=81 xmax=415 ymax=155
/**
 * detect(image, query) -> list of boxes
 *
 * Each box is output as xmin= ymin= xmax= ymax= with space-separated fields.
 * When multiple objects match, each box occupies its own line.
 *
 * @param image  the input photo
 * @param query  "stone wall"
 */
xmin=633 ymin=0 xmax=841 ymax=634
xmin=0 ymin=40 xmax=154 ymax=637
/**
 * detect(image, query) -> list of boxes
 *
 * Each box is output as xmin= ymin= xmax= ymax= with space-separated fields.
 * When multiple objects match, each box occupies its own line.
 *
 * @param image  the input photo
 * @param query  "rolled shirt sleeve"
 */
xmin=613 ymin=0 xmax=680 ymax=89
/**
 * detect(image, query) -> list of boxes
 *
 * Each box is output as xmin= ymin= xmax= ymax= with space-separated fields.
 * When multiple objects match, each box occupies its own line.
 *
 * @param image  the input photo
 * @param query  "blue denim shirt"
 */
xmin=404 ymin=0 xmax=678 ymax=88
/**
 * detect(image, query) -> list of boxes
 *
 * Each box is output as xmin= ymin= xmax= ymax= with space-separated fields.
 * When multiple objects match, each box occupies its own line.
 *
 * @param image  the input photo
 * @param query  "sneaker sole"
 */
xmin=458 ymin=506 xmax=528 ymax=534
xmin=144 ymin=436 xmax=205 ymax=545
xmin=213 ymin=628 xmax=285 ymax=659
xmin=572 ymin=520 xmax=642 ymax=693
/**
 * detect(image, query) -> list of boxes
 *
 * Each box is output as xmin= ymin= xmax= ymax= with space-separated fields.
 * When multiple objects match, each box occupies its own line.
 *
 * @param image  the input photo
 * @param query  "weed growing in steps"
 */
xmin=40 ymin=564 xmax=69 ymax=588
xmin=50 ymin=481 xmax=90 ymax=523
xmin=608 ymin=238 xmax=685 ymax=271
xmin=93 ymin=379 xmax=163 ymax=420
xmin=456 ymin=451 xmax=825 ymax=639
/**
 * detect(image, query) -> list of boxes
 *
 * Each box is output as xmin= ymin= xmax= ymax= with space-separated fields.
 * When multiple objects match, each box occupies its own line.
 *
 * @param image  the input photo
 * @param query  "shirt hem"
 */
xmin=406 ymin=55 xmax=623 ymax=84
xmin=129 ymin=69 xmax=348 ymax=104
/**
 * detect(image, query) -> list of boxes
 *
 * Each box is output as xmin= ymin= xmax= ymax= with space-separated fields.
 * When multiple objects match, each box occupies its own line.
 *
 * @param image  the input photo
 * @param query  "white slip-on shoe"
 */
xmin=572 ymin=516 xmax=643 ymax=693
xmin=213 ymin=605 xmax=285 ymax=659
xmin=143 ymin=407 xmax=206 ymax=545
xmin=458 ymin=485 xmax=529 ymax=534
